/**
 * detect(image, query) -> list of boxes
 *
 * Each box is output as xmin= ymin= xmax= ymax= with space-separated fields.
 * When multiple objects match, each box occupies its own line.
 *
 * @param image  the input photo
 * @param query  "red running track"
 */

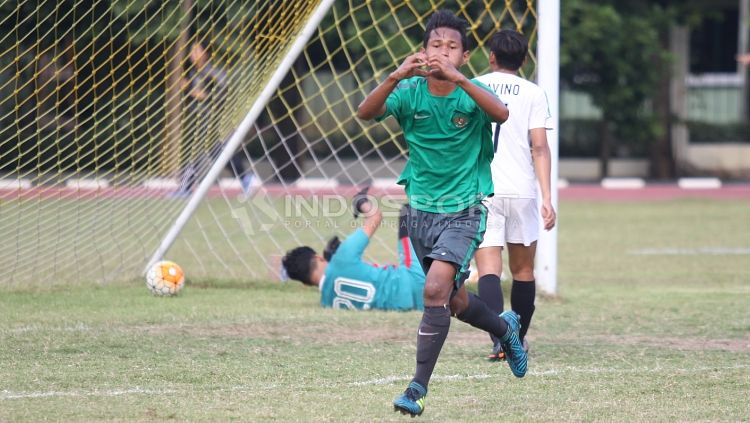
xmin=1 ymin=183 xmax=749 ymax=201
xmin=557 ymin=183 xmax=750 ymax=201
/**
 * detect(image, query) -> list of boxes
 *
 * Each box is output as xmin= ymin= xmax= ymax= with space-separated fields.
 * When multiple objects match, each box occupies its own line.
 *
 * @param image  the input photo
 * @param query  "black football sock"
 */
xmin=413 ymin=306 xmax=450 ymax=388
xmin=398 ymin=205 xmax=409 ymax=239
xmin=477 ymin=274 xmax=503 ymax=345
xmin=478 ymin=274 xmax=503 ymax=313
xmin=455 ymin=293 xmax=508 ymax=341
xmin=511 ymin=279 xmax=536 ymax=341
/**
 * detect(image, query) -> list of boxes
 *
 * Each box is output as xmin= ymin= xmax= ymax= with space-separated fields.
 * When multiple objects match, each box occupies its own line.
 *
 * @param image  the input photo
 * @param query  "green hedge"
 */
xmin=687 ymin=121 xmax=750 ymax=143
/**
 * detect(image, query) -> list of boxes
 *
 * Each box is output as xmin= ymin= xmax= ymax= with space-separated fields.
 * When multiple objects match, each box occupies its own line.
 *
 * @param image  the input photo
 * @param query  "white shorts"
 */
xmin=479 ymin=197 xmax=539 ymax=248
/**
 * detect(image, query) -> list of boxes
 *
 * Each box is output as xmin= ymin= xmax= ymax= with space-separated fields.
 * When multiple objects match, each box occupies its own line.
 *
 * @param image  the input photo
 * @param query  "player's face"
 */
xmin=424 ymin=28 xmax=467 ymax=69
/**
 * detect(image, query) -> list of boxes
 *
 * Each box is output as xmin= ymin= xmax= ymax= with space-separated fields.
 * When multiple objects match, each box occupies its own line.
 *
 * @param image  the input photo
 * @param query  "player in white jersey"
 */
xmin=474 ymin=29 xmax=556 ymax=360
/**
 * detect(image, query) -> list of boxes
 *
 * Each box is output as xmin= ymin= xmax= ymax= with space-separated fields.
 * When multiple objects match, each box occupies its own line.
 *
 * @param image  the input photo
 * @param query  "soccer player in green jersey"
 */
xmin=357 ymin=10 xmax=528 ymax=417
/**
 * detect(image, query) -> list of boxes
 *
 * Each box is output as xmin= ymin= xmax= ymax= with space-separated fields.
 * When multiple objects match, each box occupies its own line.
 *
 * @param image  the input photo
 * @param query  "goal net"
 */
xmin=0 ymin=0 xmax=542 ymax=287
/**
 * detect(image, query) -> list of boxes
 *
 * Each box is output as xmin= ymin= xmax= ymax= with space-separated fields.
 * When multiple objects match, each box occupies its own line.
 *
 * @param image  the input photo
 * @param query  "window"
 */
xmin=690 ymin=7 xmax=739 ymax=74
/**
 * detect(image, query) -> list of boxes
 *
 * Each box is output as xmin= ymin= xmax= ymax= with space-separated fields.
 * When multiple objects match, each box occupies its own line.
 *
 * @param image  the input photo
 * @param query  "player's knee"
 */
xmin=423 ymin=278 xmax=452 ymax=304
xmin=512 ymin=268 xmax=534 ymax=281
xmin=509 ymin=261 xmax=534 ymax=280
xmin=477 ymin=265 xmax=502 ymax=278
xmin=423 ymin=261 xmax=456 ymax=304
xmin=423 ymin=283 xmax=444 ymax=303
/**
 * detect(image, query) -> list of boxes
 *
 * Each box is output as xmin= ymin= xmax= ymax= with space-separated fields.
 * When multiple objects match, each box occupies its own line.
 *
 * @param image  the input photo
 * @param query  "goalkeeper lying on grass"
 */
xmin=281 ymin=190 xmax=425 ymax=311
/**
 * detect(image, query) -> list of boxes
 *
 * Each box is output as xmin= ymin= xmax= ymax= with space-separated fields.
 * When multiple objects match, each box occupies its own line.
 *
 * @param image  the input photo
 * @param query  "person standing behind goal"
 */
xmin=474 ymin=29 xmax=556 ymax=360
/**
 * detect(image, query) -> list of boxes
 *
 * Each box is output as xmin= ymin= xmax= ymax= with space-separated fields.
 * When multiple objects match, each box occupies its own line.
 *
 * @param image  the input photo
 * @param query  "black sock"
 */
xmin=398 ymin=205 xmax=409 ymax=239
xmin=455 ymin=293 xmax=508 ymax=341
xmin=511 ymin=280 xmax=536 ymax=341
xmin=414 ymin=306 xmax=450 ymax=388
xmin=477 ymin=274 xmax=503 ymax=313
xmin=477 ymin=274 xmax=503 ymax=345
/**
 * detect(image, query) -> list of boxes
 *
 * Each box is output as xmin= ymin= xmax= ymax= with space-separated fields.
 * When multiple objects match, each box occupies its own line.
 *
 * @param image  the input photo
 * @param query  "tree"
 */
xmin=561 ymin=0 xmax=729 ymax=179
xmin=111 ymin=0 xmax=259 ymax=176
xmin=561 ymin=0 xmax=666 ymax=178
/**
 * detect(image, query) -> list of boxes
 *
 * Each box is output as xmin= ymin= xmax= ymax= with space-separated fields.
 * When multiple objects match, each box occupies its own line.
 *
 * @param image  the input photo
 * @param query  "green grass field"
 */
xmin=1 ymin=198 xmax=749 ymax=422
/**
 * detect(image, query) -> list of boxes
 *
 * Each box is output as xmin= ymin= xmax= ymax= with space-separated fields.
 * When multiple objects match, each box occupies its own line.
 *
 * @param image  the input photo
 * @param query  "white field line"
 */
xmin=350 ymin=363 xmax=750 ymax=386
xmin=629 ymin=247 xmax=750 ymax=255
xmin=0 ymin=387 xmax=175 ymax=400
xmin=5 ymin=364 xmax=748 ymax=400
xmin=2 ymin=323 xmax=92 ymax=334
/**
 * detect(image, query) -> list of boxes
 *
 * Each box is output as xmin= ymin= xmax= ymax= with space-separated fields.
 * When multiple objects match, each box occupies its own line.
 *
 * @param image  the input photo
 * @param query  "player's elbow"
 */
xmin=356 ymin=103 xmax=373 ymax=120
xmin=530 ymin=129 xmax=550 ymax=157
xmin=495 ymin=107 xmax=509 ymax=123
xmin=487 ymin=103 xmax=509 ymax=124
xmin=357 ymin=102 xmax=385 ymax=121
xmin=531 ymin=142 xmax=550 ymax=159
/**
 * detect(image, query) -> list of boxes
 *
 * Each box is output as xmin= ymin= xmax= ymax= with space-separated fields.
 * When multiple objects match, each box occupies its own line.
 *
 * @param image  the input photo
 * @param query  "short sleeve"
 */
xmin=332 ymin=228 xmax=370 ymax=261
xmin=529 ymin=89 xmax=552 ymax=130
xmin=375 ymin=84 xmax=405 ymax=122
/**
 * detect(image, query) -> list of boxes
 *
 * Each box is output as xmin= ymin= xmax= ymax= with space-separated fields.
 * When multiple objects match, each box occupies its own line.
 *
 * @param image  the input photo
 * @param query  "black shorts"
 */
xmin=406 ymin=203 xmax=487 ymax=287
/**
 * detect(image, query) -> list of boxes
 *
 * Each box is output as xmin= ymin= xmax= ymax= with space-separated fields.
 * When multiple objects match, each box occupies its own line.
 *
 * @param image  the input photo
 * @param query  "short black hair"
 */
xmin=488 ymin=29 xmax=528 ymax=71
xmin=423 ymin=10 xmax=469 ymax=51
xmin=281 ymin=246 xmax=317 ymax=285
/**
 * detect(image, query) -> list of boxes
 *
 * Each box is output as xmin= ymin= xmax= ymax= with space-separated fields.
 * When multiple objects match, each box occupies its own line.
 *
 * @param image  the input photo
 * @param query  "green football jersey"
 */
xmin=378 ymin=76 xmax=495 ymax=213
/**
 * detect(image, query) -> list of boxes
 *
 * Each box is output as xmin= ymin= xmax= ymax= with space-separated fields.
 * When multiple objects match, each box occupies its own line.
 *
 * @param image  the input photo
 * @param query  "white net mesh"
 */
xmin=167 ymin=1 xmax=540 ymax=283
xmin=0 ymin=0 xmax=538 ymax=286
xmin=0 ymin=0 xmax=326 ymax=286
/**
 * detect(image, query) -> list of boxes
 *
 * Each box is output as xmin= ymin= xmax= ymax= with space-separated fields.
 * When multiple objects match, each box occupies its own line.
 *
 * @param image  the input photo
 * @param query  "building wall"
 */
xmin=562 ymin=84 xmax=744 ymax=124
xmin=685 ymin=143 xmax=750 ymax=177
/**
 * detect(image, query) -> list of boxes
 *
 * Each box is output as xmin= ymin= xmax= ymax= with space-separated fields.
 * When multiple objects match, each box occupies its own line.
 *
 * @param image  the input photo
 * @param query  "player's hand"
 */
xmin=390 ymin=52 xmax=430 ymax=81
xmin=426 ymin=55 xmax=464 ymax=83
xmin=352 ymin=185 xmax=372 ymax=218
xmin=541 ymin=201 xmax=556 ymax=231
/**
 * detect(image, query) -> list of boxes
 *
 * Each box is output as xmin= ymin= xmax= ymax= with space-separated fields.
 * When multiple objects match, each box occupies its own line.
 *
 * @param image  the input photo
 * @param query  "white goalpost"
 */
xmin=143 ymin=0 xmax=337 ymax=275
xmin=535 ymin=0 xmax=561 ymax=295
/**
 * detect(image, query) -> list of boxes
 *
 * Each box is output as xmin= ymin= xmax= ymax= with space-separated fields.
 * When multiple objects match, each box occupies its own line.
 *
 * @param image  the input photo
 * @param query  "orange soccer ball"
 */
xmin=146 ymin=260 xmax=185 ymax=296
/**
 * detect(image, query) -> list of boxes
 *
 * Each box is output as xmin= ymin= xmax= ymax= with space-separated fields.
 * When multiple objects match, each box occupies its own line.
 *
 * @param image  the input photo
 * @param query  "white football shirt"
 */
xmin=475 ymin=72 xmax=551 ymax=198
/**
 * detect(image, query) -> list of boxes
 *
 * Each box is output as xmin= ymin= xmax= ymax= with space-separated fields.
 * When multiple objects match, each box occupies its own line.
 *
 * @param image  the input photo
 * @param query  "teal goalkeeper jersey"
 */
xmin=319 ymin=229 xmax=424 ymax=311
xmin=377 ymin=76 xmax=495 ymax=213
